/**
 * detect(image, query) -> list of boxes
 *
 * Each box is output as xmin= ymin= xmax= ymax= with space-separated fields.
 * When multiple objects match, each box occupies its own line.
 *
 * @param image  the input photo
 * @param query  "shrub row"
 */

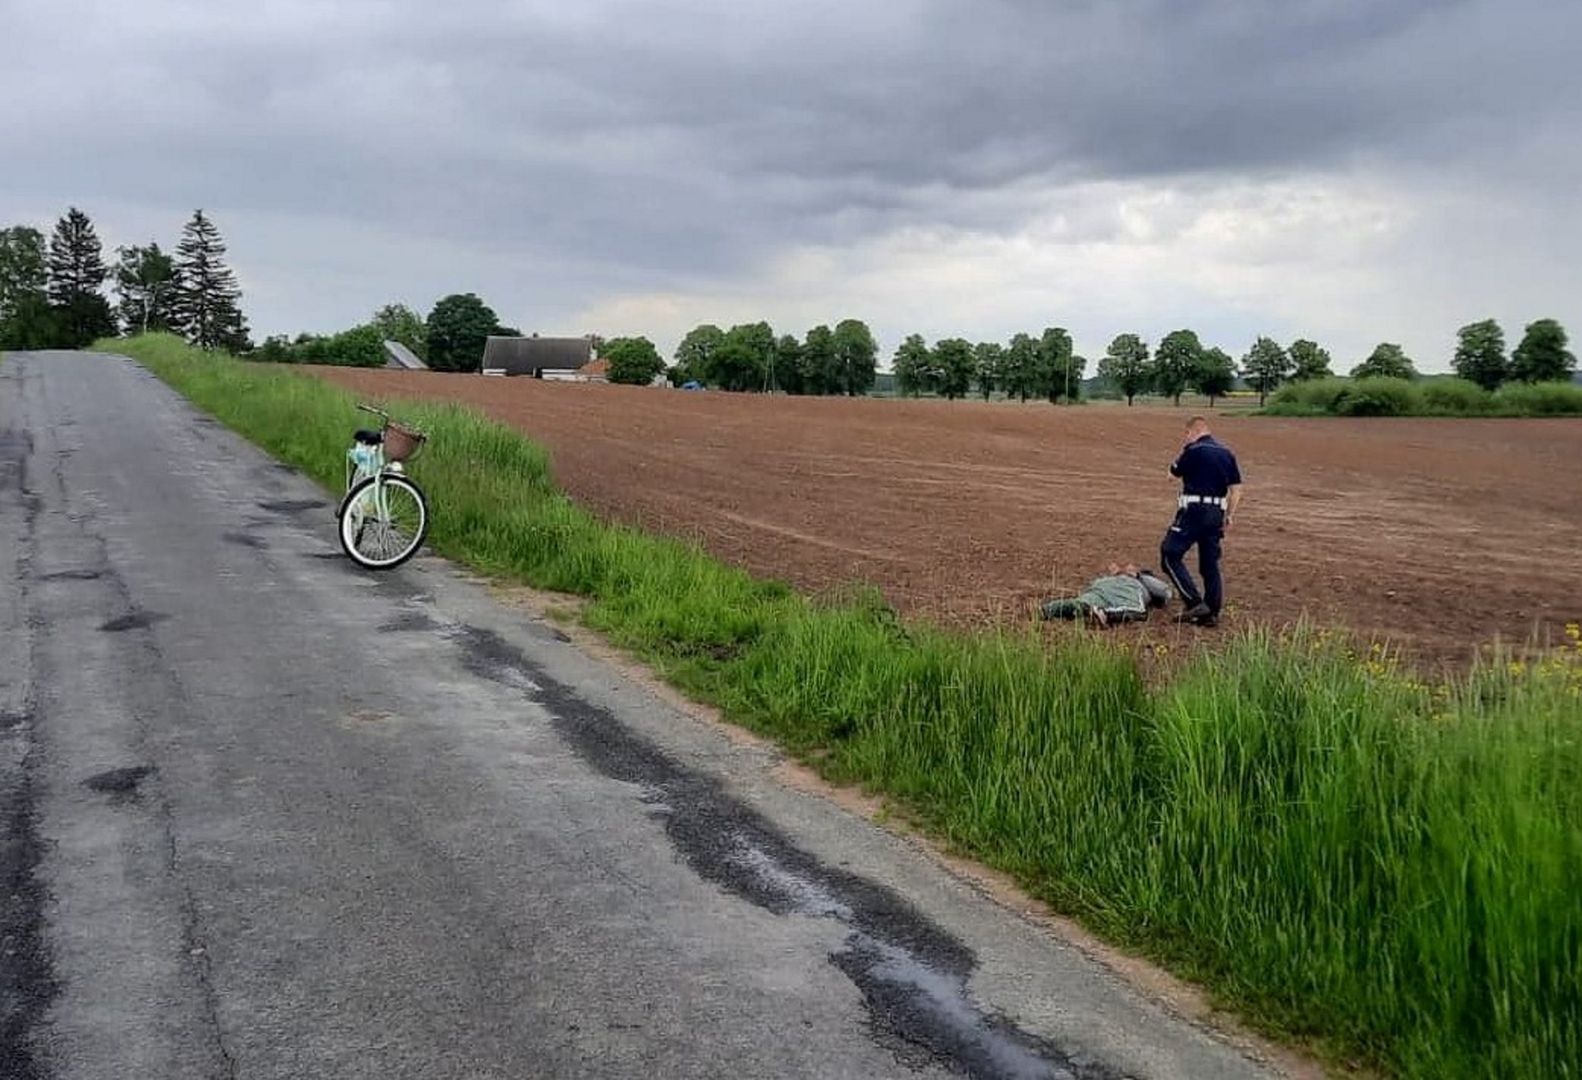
xmin=1267 ymin=376 xmax=1582 ymax=417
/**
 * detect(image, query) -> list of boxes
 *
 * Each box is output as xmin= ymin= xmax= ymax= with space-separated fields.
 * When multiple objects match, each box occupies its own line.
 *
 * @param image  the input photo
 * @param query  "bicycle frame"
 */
xmin=339 ymin=404 xmax=412 ymax=522
xmin=344 ymin=444 xmax=407 ymax=518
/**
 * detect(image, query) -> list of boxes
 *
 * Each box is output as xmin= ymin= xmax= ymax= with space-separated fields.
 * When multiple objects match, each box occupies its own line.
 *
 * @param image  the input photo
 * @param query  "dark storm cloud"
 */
xmin=1 ymin=0 xmax=1577 ymax=334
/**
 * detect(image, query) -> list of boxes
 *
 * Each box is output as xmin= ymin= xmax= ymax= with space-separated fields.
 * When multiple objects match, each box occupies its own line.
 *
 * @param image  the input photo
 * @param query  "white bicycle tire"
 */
xmin=338 ymin=474 xmax=429 ymax=570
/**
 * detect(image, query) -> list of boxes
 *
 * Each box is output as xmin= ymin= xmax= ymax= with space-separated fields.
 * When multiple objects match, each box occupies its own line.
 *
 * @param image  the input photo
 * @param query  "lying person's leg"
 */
xmin=1039 ymin=598 xmax=1090 ymax=621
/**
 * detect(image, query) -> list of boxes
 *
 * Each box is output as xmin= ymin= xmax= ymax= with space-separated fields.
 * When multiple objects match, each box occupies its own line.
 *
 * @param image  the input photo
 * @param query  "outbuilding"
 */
xmin=481 ymin=335 xmax=595 ymax=377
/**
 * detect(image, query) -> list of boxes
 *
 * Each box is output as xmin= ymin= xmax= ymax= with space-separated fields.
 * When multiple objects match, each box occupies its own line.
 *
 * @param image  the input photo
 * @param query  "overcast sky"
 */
xmin=3 ymin=0 xmax=1578 ymax=370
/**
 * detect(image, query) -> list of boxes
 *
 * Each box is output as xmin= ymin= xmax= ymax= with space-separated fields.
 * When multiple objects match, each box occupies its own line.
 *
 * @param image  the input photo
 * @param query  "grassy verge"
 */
xmin=1265 ymin=376 xmax=1582 ymax=417
xmin=103 ymin=334 xmax=1582 ymax=1078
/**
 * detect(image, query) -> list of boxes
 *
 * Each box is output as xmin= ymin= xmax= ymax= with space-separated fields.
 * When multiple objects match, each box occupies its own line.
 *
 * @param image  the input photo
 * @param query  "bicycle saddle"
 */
xmin=353 ymin=429 xmax=384 ymax=446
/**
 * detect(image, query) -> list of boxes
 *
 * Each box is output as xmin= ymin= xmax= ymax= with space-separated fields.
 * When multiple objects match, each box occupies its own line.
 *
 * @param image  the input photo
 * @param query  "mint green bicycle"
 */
xmin=337 ymin=404 xmax=429 ymax=569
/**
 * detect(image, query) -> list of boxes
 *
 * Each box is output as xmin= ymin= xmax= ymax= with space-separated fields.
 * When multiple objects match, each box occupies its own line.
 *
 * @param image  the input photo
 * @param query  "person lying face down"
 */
xmin=1039 ymin=563 xmax=1175 ymax=627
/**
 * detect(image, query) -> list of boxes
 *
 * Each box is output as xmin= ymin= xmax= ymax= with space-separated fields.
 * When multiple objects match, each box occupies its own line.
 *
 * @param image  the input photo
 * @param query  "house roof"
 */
xmin=383 ymin=340 xmax=428 ymax=370
xmin=481 ymin=335 xmax=593 ymax=374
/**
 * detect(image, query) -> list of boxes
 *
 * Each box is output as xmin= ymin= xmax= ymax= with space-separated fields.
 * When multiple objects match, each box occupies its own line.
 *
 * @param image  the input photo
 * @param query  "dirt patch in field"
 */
xmin=316 ymin=369 xmax=1582 ymax=665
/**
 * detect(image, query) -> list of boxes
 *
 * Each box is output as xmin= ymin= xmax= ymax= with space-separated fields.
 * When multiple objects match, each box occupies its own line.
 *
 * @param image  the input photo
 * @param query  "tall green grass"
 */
xmin=106 ymin=334 xmax=1582 ymax=1078
xmin=1268 ymin=375 xmax=1582 ymax=417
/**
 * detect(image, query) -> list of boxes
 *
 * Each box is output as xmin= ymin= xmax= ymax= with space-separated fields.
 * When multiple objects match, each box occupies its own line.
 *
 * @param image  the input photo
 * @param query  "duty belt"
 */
xmin=1178 ymin=495 xmax=1227 ymax=508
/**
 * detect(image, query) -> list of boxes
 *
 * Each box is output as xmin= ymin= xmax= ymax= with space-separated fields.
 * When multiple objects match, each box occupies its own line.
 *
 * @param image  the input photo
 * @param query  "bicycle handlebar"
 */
xmin=356 ymin=403 xmax=389 ymax=420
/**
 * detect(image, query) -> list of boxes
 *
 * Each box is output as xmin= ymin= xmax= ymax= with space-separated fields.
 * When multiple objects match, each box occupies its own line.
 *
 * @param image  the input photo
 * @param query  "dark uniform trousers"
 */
xmin=1160 ymin=504 xmax=1225 ymax=615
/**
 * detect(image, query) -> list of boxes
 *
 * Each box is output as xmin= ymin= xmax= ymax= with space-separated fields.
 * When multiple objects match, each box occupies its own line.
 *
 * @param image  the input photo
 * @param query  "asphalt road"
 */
xmin=0 ymin=351 xmax=1280 ymax=1080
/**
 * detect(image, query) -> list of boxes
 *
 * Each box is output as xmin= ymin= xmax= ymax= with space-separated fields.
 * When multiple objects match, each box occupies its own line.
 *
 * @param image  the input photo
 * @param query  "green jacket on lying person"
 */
xmin=1040 ymin=564 xmax=1175 ymax=627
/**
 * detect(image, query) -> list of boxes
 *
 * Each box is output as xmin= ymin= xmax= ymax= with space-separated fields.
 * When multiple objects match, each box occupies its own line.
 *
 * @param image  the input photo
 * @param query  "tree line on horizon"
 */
xmin=0 ymin=208 xmax=248 ymax=352
xmin=893 ymin=322 xmax=1573 ymax=408
xmin=9 ymin=207 xmax=1570 ymax=400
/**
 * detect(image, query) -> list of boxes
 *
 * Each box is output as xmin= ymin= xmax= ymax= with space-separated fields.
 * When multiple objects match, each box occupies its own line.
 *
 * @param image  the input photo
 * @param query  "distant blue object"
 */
xmin=681 ymin=381 xmax=704 ymax=391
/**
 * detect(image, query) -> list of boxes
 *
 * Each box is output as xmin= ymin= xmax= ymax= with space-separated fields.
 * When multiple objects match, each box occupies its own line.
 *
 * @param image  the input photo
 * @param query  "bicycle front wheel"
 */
xmin=338 ymin=473 xmax=429 ymax=570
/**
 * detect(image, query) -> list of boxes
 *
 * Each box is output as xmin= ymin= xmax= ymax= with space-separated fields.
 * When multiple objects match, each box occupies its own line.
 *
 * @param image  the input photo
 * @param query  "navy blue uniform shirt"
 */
xmin=1170 ymin=435 xmax=1242 ymax=497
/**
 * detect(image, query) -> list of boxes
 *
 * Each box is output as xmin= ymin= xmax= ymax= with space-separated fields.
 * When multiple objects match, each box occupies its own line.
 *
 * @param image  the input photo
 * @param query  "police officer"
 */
xmin=1161 ymin=416 xmax=1242 ymax=627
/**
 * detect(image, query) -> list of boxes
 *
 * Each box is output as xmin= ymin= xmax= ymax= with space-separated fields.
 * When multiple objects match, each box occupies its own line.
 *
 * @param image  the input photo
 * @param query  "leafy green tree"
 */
xmin=893 ymin=333 xmax=933 ymax=396
xmin=801 ymin=325 xmax=840 ymax=395
xmin=1510 ymin=319 xmax=1575 ymax=384
xmin=1452 ymin=319 xmax=1508 ymax=391
xmin=713 ymin=322 xmax=774 ymax=391
xmin=1242 ymin=336 xmax=1292 ymax=406
xmin=705 ymin=342 xmax=756 ymax=391
xmin=1351 ymin=343 xmax=1417 ymax=380
xmin=1098 ymin=333 xmax=1150 ymax=406
xmin=255 ymin=334 xmax=294 ymax=363
xmin=1193 ymin=347 xmax=1237 ymax=407
xmin=113 ymin=243 xmax=177 ymax=335
xmin=932 ymin=338 xmax=976 ymax=400
xmin=1152 ymin=329 xmax=1202 ymax=406
xmin=261 ymin=326 xmax=385 ymax=366
xmin=1287 ymin=339 xmax=1332 ymax=381
xmin=0 ymin=226 xmax=46 ymax=316
xmin=832 ymin=319 xmax=878 ymax=396
xmin=324 ymin=324 xmax=386 ymax=366
xmin=1003 ymin=332 xmax=1040 ymax=402
xmin=602 ymin=336 xmax=665 ymax=385
xmin=774 ymin=334 xmax=805 ymax=394
xmin=172 ymin=210 xmax=249 ymax=351
xmin=0 ymin=225 xmax=58 ymax=348
xmin=47 ymin=207 xmax=116 ymax=346
xmin=974 ymin=342 xmax=1005 ymax=401
xmin=673 ymin=324 xmax=724 ymax=386
xmin=1035 ymin=327 xmax=1074 ymax=403
xmin=425 ymin=293 xmax=499 ymax=372
xmin=1054 ymin=350 xmax=1087 ymax=403
xmin=370 ymin=303 xmax=428 ymax=360
xmin=1 ymin=293 xmax=59 ymax=349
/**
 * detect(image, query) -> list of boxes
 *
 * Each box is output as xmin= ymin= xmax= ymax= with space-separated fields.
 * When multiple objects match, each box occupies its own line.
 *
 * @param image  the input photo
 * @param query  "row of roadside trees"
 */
xmin=891 ymin=320 xmax=1574 ymax=408
xmin=886 ymin=328 xmax=1249 ymax=406
xmin=668 ymin=321 xmax=880 ymax=394
xmin=1094 ymin=320 xmax=1571 ymax=408
xmin=1442 ymin=318 xmax=1575 ymax=390
xmin=893 ymin=328 xmax=1087 ymax=402
xmin=0 ymin=208 xmax=248 ymax=351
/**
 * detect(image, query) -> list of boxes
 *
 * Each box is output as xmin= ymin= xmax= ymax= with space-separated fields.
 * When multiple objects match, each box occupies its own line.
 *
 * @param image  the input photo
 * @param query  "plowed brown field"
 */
xmin=317 ymin=369 xmax=1582 ymax=662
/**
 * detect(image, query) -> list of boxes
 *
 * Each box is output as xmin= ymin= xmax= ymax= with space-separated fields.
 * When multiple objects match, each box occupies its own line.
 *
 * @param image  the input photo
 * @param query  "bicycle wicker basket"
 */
xmin=382 ymin=422 xmax=426 ymax=463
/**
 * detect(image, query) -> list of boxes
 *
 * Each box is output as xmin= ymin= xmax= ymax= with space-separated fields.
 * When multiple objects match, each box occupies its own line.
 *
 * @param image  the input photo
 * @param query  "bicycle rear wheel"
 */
xmin=338 ymin=474 xmax=429 ymax=569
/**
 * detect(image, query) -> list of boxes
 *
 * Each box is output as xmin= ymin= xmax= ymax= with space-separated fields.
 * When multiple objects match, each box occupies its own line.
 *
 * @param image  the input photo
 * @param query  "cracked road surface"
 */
xmin=0 ymin=352 xmax=1281 ymax=1079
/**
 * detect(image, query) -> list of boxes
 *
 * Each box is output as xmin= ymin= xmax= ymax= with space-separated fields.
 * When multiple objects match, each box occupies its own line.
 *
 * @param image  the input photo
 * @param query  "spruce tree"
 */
xmin=172 ymin=210 xmax=250 ymax=351
xmin=46 ymin=207 xmax=116 ymax=347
